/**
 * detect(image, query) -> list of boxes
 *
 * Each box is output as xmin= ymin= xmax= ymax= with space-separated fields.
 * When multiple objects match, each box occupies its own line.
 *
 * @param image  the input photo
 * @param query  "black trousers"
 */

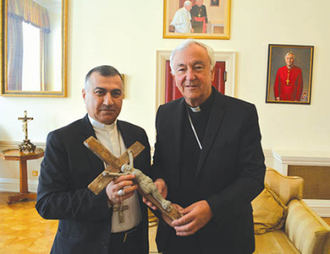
xmin=109 ymin=223 xmax=144 ymax=254
xmin=162 ymin=232 xmax=202 ymax=254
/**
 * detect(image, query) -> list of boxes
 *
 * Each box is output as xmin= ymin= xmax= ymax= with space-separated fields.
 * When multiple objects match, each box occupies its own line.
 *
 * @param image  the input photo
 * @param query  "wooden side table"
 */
xmin=0 ymin=148 xmax=44 ymax=204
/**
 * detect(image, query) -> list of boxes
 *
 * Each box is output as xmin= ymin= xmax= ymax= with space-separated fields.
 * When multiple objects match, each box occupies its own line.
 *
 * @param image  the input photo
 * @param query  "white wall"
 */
xmin=1 ymin=0 xmax=329 ymax=186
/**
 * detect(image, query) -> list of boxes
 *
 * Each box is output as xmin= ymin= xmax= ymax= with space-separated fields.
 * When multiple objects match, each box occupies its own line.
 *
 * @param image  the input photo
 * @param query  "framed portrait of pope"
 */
xmin=163 ymin=0 xmax=231 ymax=40
xmin=266 ymin=44 xmax=314 ymax=105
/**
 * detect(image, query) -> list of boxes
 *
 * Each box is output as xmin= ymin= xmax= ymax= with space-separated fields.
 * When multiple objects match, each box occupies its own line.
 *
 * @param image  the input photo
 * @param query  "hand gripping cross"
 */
xmin=84 ymin=136 xmax=182 ymax=221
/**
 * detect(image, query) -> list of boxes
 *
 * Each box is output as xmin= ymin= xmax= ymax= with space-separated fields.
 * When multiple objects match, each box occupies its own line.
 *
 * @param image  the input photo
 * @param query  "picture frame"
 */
xmin=163 ymin=0 xmax=231 ymax=40
xmin=266 ymin=44 xmax=314 ymax=104
xmin=210 ymin=0 xmax=220 ymax=7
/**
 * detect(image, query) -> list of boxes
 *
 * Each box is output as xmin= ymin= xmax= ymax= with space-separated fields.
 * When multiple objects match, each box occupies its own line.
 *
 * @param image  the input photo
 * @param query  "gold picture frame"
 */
xmin=266 ymin=44 xmax=314 ymax=105
xmin=0 ymin=0 xmax=68 ymax=97
xmin=163 ymin=0 xmax=231 ymax=40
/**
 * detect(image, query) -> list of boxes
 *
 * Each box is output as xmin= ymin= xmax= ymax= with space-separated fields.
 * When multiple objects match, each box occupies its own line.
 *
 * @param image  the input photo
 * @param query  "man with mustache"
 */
xmin=36 ymin=65 xmax=151 ymax=254
xmin=149 ymin=40 xmax=266 ymax=254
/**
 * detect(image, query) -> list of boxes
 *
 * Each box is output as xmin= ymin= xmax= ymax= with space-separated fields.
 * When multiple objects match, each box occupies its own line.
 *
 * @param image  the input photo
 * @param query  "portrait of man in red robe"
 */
xmin=274 ymin=52 xmax=303 ymax=101
xmin=266 ymin=44 xmax=314 ymax=104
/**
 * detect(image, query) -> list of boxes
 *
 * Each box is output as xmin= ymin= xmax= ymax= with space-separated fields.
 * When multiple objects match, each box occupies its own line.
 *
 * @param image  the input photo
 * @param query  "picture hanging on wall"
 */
xmin=266 ymin=44 xmax=314 ymax=105
xmin=163 ymin=0 xmax=231 ymax=40
xmin=210 ymin=0 xmax=220 ymax=7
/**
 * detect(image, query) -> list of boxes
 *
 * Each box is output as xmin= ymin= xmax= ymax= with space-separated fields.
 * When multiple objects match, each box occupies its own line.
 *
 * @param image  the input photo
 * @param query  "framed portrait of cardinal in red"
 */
xmin=266 ymin=44 xmax=314 ymax=105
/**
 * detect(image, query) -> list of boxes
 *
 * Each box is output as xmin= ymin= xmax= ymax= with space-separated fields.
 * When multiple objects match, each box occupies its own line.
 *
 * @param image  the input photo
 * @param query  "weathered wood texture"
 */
xmin=84 ymin=136 xmax=182 ymax=221
xmin=84 ymin=136 xmax=145 ymax=195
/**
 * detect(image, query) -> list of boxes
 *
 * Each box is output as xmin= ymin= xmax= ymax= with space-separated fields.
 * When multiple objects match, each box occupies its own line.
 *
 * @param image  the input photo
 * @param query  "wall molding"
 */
xmin=270 ymin=150 xmax=330 ymax=217
xmin=273 ymin=149 xmax=330 ymax=175
xmin=156 ymin=50 xmax=237 ymax=109
xmin=304 ymin=199 xmax=330 ymax=217
xmin=0 ymin=178 xmax=38 ymax=193
xmin=0 ymin=140 xmax=46 ymax=147
xmin=263 ymin=149 xmax=273 ymax=158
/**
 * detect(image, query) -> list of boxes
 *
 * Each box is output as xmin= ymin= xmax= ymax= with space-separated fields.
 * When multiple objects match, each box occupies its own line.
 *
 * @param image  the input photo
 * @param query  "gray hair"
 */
xmin=170 ymin=39 xmax=215 ymax=74
xmin=184 ymin=1 xmax=192 ymax=7
xmin=285 ymin=52 xmax=295 ymax=59
xmin=84 ymin=65 xmax=122 ymax=90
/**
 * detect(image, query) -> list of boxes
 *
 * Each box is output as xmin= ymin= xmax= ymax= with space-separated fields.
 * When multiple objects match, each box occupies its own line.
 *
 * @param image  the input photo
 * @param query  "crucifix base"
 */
xmin=137 ymin=189 xmax=182 ymax=221
xmin=19 ymin=139 xmax=36 ymax=153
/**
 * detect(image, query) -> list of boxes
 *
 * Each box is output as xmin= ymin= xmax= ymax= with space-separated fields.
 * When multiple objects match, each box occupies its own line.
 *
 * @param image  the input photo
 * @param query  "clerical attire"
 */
xmin=170 ymin=7 xmax=192 ymax=33
xmin=36 ymin=113 xmax=151 ymax=254
xmin=190 ymin=4 xmax=208 ymax=33
xmin=89 ymin=116 xmax=142 ymax=233
xmin=164 ymin=92 xmax=214 ymax=254
xmin=274 ymin=65 xmax=303 ymax=101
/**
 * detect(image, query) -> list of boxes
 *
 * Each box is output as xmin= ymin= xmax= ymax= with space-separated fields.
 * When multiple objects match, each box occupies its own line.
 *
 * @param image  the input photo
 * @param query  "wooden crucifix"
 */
xmin=84 ymin=136 xmax=182 ymax=221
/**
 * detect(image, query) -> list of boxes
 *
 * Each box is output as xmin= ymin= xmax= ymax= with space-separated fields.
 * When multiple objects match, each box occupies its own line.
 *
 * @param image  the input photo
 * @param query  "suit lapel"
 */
xmin=161 ymin=99 xmax=186 ymax=188
xmin=117 ymin=120 xmax=134 ymax=149
xmin=172 ymin=99 xmax=186 ymax=172
xmin=196 ymin=91 xmax=226 ymax=177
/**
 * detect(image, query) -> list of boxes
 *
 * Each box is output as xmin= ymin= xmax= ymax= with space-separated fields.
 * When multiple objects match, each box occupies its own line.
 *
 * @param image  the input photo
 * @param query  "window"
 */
xmin=22 ymin=22 xmax=42 ymax=91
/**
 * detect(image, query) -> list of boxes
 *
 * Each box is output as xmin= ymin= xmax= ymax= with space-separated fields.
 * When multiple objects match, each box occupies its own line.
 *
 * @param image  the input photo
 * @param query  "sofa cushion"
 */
xmin=254 ymin=230 xmax=300 ymax=253
xmin=252 ymin=185 xmax=288 ymax=234
xmin=285 ymin=200 xmax=330 ymax=254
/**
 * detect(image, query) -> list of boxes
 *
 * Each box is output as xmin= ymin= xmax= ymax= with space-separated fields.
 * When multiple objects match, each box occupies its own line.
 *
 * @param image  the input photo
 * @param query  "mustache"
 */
xmin=99 ymin=105 xmax=115 ymax=110
xmin=185 ymin=82 xmax=197 ymax=86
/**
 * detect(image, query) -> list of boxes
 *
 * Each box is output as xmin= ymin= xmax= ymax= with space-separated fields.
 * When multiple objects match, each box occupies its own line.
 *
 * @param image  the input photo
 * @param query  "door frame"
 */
xmin=156 ymin=50 xmax=236 ymax=109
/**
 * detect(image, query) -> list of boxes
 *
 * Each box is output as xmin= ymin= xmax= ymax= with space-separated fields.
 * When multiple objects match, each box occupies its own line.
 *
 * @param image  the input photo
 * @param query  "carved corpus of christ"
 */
xmin=84 ymin=136 xmax=182 ymax=221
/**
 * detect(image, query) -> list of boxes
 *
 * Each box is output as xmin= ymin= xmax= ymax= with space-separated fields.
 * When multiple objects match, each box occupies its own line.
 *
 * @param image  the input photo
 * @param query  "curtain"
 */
xmin=7 ymin=15 xmax=23 ymax=90
xmin=7 ymin=0 xmax=51 ymax=90
xmin=8 ymin=0 xmax=50 ymax=32
xmin=41 ymin=30 xmax=49 ymax=91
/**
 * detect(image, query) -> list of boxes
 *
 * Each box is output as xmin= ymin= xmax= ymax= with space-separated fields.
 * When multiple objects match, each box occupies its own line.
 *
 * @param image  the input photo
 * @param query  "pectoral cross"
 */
xmin=286 ymin=70 xmax=290 ymax=86
xmin=286 ymin=78 xmax=290 ymax=85
xmin=113 ymin=204 xmax=129 ymax=223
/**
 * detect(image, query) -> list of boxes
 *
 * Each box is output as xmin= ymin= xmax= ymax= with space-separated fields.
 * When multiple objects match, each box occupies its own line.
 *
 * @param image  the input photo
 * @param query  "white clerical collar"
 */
xmin=88 ymin=115 xmax=117 ymax=131
xmin=190 ymin=106 xmax=201 ymax=113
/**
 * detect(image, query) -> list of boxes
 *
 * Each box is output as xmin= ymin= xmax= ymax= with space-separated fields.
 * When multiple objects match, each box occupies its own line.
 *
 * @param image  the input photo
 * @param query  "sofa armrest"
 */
xmin=265 ymin=168 xmax=303 ymax=205
xmin=285 ymin=199 xmax=330 ymax=254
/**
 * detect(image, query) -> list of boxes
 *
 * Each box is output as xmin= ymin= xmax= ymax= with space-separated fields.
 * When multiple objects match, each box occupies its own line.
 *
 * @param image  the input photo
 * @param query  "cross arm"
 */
xmin=84 ymin=136 xmax=182 ymax=221
xmin=84 ymin=136 xmax=145 ymax=195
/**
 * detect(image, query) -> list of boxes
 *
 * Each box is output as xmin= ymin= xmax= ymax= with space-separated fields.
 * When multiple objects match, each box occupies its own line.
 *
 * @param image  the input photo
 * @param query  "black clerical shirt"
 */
xmin=178 ymin=91 xmax=214 ymax=207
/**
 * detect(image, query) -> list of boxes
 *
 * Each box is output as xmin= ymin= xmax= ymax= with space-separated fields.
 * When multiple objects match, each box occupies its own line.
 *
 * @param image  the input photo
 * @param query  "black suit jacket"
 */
xmin=36 ymin=114 xmax=151 ymax=254
xmin=153 ymin=89 xmax=266 ymax=253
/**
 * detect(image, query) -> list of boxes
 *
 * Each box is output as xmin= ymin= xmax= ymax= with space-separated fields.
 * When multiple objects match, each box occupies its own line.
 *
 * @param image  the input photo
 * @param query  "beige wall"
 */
xmin=0 ymin=0 xmax=329 ymax=184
